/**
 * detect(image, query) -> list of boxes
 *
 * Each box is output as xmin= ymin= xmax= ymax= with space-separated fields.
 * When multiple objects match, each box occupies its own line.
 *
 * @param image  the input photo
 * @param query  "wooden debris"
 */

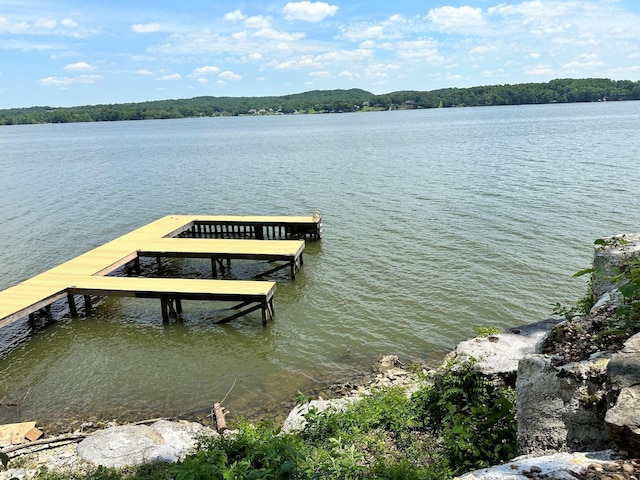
xmin=2 ymin=432 xmax=87 ymax=457
xmin=25 ymin=427 xmax=43 ymax=442
xmin=0 ymin=422 xmax=42 ymax=447
xmin=213 ymin=402 xmax=228 ymax=432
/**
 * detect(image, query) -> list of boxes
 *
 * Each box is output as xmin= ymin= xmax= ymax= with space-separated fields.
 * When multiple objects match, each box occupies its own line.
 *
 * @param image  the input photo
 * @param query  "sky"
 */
xmin=1 ymin=0 xmax=640 ymax=109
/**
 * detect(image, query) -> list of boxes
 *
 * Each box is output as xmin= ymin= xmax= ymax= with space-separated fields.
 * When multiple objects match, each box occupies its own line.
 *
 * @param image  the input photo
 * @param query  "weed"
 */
xmin=411 ymin=359 xmax=517 ymax=472
xmin=473 ymin=326 xmax=502 ymax=337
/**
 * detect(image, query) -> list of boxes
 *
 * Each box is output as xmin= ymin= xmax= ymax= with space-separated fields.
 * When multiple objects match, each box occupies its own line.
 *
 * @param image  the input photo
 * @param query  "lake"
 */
xmin=1 ymin=102 xmax=639 ymax=429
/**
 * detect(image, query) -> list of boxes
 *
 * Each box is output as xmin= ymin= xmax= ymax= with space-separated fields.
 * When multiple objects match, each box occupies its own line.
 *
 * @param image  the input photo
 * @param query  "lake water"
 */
xmin=1 ymin=102 xmax=639 ymax=429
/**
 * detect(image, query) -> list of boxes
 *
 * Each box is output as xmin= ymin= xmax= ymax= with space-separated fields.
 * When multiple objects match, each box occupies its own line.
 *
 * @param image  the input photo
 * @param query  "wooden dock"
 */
xmin=0 ymin=214 xmax=321 ymax=329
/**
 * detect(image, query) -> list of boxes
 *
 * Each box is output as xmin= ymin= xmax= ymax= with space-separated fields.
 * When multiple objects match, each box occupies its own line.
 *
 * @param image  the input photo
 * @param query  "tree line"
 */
xmin=1 ymin=78 xmax=639 ymax=125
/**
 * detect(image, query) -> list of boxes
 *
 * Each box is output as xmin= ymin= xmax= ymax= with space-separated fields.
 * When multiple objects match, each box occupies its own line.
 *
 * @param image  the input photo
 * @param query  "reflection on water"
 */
xmin=1 ymin=102 xmax=640 ymax=429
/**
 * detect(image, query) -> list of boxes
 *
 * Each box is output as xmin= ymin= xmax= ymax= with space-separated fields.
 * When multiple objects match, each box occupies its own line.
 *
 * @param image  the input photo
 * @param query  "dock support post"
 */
xmin=161 ymin=298 xmax=169 ymax=323
xmin=261 ymin=298 xmax=275 ymax=325
xmin=67 ymin=293 xmax=78 ymax=317
xmin=175 ymin=298 xmax=182 ymax=314
xmin=262 ymin=301 xmax=267 ymax=325
xmin=84 ymin=295 xmax=92 ymax=313
xmin=211 ymin=258 xmax=217 ymax=278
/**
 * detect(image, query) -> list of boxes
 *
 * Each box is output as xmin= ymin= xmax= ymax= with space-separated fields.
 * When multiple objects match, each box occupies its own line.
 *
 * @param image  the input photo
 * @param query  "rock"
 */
xmin=76 ymin=420 xmax=215 ymax=468
xmin=607 ymin=333 xmax=640 ymax=390
xmin=281 ymin=398 xmax=352 ymax=433
xmin=605 ymin=333 xmax=640 ymax=456
xmin=592 ymin=233 xmax=640 ymax=300
xmin=454 ymin=319 xmax=560 ymax=385
xmin=455 ymin=450 xmax=616 ymax=480
xmin=516 ymin=354 xmax=615 ymax=455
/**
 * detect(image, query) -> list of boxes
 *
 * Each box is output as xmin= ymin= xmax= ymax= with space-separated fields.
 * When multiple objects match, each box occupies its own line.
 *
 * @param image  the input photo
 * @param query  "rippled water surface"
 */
xmin=1 ymin=102 xmax=639 ymax=428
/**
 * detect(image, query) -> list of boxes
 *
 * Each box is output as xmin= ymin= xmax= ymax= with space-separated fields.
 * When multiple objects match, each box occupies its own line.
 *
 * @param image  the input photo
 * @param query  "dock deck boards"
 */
xmin=0 ymin=214 xmax=320 ymax=328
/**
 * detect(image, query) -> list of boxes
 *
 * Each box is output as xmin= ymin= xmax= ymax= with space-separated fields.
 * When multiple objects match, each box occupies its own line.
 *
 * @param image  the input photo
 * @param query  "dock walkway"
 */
xmin=0 ymin=214 xmax=321 ymax=329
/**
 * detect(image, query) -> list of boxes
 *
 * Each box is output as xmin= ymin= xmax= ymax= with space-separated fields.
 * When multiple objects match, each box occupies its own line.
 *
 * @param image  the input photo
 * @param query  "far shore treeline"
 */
xmin=2 ymin=78 xmax=639 ymax=126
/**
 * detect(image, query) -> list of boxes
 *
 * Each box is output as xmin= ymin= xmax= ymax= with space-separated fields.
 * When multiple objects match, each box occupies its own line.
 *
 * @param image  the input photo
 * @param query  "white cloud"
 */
xmin=197 ymin=78 xmax=208 ymax=83
xmin=488 ymin=1 xmax=568 ymax=19
xmin=224 ymin=10 xmax=246 ymax=22
xmin=63 ymin=61 xmax=96 ymax=71
xmin=156 ymin=73 xmax=181 ymax=80
xmin=135 ymin=69 xmax=153 ymax=75
xmin=232 ymin=31 xmax=248 ymax=41
xmin=396 ymin=40 xmax=444 ymax=64
xmin=341 ymin=25 xmax=384 ymax=41
xmin=469 ymin=45 xmax=496 ymax=55
xmin=253 ymin=28 xmax=305 ymax=42
xmin=276 ymin=49 xmax=374 ymax=70
xmin=192 ymin=65 xmax=220 ymax=76
xmin=219 ymin=71 xmax=241 ymax=81
xmin=131 ymin=23 xmax=162 ymax=33
xmin=0 ymin=15 xmax=90 ymax=38
xmin=338 ymin=14 xmax=408 ymax=42
xmin=339 ymin=70 xmax=361 ymax=78
xmin=61 ymin=19 xmax=78 ymax=28
xmin=40 ymin=74 xmax=102 ymax=85
xmin=283 ymin=2 xmax=339 ymax=22
xmin=245 ymin=53 xmax=263 ymax=62
xmin=277 ymin=56 xmax=315 ymax=70
xmin=245 ymin=15 xmax=272 ymax=29
xmin=523 ymin=64 xmax=556 ymax=76
xmin=562 ymin=59 xmax=605 ymax=69
xmin=0 ymin=17 xmax=31 ymax=34
xmin=427 ymin=6 xmax=486 ymax=30
xmin=35 ymin=18 xmax=57 ymax=29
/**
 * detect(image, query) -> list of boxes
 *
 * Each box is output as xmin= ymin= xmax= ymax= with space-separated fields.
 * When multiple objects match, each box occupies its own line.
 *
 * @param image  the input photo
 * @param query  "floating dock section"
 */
xmin=0 ymin=214 xmax=322 ymax=329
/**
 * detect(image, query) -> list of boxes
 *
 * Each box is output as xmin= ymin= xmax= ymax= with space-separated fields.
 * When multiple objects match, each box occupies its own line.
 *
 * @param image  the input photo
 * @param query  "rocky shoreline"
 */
xmin=2 ymin=234 xmax=639 ymax=479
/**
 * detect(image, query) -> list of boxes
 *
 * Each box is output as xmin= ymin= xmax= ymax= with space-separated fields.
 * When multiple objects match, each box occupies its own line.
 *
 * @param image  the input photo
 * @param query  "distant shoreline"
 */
xmin=1 ymin=77 xmax=639 ymax=125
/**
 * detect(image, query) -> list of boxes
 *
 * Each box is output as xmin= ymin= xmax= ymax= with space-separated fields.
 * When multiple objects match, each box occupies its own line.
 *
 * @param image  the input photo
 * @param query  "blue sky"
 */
xmin=1 ymin=0 xmax=639 ymax=108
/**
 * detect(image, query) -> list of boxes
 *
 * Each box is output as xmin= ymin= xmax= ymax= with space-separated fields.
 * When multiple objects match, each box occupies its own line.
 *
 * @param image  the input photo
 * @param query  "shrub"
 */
xmin=410 ymin=359 xmax=517 ymax=473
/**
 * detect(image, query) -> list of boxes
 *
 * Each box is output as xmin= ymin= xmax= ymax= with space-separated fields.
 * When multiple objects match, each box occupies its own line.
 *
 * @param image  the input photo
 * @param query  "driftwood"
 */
xmin=131 ymin=417 xmax=174 ymax=426
xmin=2 ymin=432 xmax=88 ymax=457
xmin=213 ymin=403 xmax=228 ymax=432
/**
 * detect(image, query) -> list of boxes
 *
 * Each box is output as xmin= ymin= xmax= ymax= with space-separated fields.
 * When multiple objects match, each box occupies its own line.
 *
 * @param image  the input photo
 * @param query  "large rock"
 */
xmin=516 ymin=354 xmax=615 ymax=455
xmin=605 ymin=332 xmax=640 ymax=456
xmin=281 ymin=398 xmax=353 ymax=433
xmin=455 ymin=450 xmax=616 ymax=480
xmin=77 ymin=420 xmax=215 ymax=468
xmin=454 ymin=319 xmax=560 ymax=385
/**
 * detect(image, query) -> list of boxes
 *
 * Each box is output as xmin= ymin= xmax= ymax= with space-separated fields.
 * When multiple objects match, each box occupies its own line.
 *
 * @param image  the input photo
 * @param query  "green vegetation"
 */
xmin=2 ymin=78 xmax=639 ymax=125
xmin=551 ymin=234 xmax=640 ymax=349
xmin=167 ymin=360 xmax=515 ymax=479
xmin=472 ymin=325 xmax=502 ymax=337
xmin=4 ymin=359 xmax=517 ymax=480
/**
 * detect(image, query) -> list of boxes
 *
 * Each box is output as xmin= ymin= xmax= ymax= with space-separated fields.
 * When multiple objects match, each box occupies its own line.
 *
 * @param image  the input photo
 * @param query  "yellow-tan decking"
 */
xmin=134 ymin=238 xmax=305 ymax=279
xmin=0 ymin=214 xmax=321 ymax=329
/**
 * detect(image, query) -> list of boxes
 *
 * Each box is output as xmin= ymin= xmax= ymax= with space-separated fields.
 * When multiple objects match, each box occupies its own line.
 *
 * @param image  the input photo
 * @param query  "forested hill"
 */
xmin=2 ymin=78 xmax=639 ymax=125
